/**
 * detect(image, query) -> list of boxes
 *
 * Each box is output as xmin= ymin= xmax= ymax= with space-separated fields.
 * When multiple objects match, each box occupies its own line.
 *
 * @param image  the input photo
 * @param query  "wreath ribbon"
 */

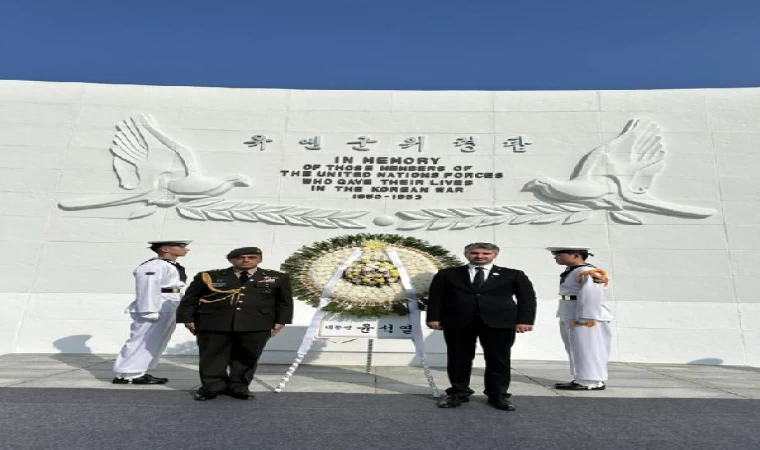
xmin=275 ymin=248 xmax=364 ymax=393
xmin=386 ymin=247 xmax=441 ymax=397
xmin=297 ymin=248 xmax=363 ymax=355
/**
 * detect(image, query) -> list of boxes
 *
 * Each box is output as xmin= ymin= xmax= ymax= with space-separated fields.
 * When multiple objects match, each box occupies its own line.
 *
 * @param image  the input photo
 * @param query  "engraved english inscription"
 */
xmin=280 ymin=156 xmax=504 ymax=200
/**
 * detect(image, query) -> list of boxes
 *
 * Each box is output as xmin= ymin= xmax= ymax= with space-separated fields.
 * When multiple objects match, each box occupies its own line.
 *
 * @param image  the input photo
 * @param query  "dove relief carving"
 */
xmin=57 ymin=114 xmax=369 ymax=227
xmin=58 ymin=114 xmax=250 ymax=218
xmin=394 ymin=118 xmax=717 ymax=230
xmin=522 ymin=118 xmax=716 ymax=221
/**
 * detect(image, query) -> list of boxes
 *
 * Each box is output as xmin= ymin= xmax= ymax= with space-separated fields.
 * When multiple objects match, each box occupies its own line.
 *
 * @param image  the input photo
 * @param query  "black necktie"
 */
xmin=173 ymin=262 xmax=187 ymax=283
xmin=473 ymin=267 xmax=485 ymax=289
xmin=157 ymin=259 xmax=187 ymax=283
xmin=239 ymin=271 xmax=250 ymax=284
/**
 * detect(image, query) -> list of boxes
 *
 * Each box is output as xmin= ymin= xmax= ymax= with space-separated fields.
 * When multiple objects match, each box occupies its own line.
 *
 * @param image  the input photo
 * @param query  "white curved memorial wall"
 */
xmin=0 ymin=80 xmax=758 ymax=366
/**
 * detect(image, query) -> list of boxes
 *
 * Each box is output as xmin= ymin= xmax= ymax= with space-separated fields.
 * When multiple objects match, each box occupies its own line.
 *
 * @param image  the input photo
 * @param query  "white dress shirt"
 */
xmin=467 ymin=263 xmax=493 ymax=283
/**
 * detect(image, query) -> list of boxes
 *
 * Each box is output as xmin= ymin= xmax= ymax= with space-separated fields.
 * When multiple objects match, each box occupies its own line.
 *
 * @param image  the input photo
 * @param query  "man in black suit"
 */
xmin=177 ymin=247 xmax=293 ymax=401
xmin=426 ymin=243 xmax=536 ymax=411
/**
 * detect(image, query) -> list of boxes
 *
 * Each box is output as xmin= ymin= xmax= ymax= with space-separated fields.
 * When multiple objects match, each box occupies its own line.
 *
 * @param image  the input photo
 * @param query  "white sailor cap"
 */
xmin=147 ymin=240 xmax=193 ymax=247
xmin=547 ymin=246 xmax=594 ymax=256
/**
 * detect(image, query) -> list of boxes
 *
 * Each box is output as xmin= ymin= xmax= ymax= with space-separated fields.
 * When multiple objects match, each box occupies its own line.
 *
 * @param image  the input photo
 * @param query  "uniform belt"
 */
xmin=560 ymin=295 xmax=577 ymax=300
xmin=161 ymin=288 xmax=181 ymax=293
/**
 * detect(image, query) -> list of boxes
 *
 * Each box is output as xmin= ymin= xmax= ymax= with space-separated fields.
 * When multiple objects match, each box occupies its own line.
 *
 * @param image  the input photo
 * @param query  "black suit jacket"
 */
xmin=176 ymin=267 xmax=294 ymax=332
xmin=426 ymin=265 xmax=536 ymax=329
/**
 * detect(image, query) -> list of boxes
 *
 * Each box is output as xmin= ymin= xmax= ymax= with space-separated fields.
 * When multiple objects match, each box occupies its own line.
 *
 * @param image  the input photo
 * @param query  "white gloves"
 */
xmin=139 ymin=312 xmax=160 ymax=321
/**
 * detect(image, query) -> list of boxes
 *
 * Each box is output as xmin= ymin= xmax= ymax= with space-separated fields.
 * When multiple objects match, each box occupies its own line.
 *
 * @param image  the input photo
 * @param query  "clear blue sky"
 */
xmin=1 ymin=0 xmax=759 ymax=90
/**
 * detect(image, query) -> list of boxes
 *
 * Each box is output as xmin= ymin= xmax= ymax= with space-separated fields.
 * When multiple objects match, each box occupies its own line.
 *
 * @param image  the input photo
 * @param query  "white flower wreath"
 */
xmin=307 ymin=244 xmax=441 ymax=306
xmin=281 ymin=234 xmax=461 ymax=317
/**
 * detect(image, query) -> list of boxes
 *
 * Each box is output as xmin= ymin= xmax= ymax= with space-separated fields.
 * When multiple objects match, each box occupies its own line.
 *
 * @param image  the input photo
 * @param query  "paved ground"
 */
xmin=1 ymin=354 xmax=759 ymax=449
xmin=2 ymin=354 xmax=759 ymax=399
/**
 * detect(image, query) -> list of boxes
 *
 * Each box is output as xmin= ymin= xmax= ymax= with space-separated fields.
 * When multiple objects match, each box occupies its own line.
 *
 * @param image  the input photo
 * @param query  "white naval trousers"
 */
xmin=559 ymin=319 xmax=611 ymax=384
xmin=113 ymin=312 xmax=177 ymax=376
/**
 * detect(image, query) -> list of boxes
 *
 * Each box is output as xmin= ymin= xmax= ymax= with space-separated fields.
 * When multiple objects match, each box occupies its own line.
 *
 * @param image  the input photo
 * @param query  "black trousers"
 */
xmin=196 ymin=330 xmax=270 ymax=394
xmin=442 ymin=316 xmax=516 ymax=398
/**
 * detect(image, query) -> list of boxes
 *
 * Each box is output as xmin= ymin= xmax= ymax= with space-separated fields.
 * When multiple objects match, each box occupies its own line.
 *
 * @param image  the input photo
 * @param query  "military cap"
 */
xmin=227 ymin=247 xmax=263 ymax=259
xmin=147 ymin=240 xmax=192 ymax=250
xmin=546 ymin=246 xmax=594 ymax=257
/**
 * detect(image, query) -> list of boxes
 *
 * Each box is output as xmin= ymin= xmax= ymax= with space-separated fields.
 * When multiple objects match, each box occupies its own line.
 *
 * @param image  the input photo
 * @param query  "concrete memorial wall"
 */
xmin=0 ymin=80 xmax=758 ymax=366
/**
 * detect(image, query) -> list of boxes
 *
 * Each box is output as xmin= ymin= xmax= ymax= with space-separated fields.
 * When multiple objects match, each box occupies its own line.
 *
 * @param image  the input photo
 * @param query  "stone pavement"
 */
xmin=1 ymin=353 xmax=759 ymax=399
xmin=3 ymin=354 xmax=760 ymax=450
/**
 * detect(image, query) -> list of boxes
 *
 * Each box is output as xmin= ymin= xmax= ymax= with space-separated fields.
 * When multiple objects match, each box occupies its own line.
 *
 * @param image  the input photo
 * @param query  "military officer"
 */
xmin=548 ymin=246 xmax=613 ymax=391
xmin=113 ymin=240 xmax=191 ymax=385
xmin=177 ymin=247 xmax=293 ymax=401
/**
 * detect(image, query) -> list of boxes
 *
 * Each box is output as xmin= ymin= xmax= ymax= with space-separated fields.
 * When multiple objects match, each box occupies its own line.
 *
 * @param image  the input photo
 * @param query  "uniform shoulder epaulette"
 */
xmin=576 ymin=268 xmax=609 ymax=286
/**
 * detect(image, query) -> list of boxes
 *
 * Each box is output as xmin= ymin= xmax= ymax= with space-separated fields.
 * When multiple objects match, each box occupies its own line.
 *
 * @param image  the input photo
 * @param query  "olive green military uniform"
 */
xmin=177 ymin=266 xmax=293 ymax=394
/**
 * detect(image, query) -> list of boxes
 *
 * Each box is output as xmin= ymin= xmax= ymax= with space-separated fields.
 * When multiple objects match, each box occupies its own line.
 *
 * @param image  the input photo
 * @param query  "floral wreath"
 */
xmin=280 ymin=233 xmax=461 ymax=317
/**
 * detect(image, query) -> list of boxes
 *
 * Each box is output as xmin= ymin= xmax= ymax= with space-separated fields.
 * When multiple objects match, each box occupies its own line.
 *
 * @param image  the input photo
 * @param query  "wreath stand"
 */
xmin=274 ymin=247 xmax=441 ymax=397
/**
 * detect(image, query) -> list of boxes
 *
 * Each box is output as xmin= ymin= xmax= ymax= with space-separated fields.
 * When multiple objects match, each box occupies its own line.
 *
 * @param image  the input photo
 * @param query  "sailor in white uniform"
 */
xmin=548 ymin=246 xmax=612 ymax=391
xmin=112 ymin=240 xmax=191 ymax=385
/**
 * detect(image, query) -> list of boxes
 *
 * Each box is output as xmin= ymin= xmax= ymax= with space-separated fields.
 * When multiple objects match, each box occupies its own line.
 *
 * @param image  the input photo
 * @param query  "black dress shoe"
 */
xmin=144 ymin=374 xmax=169 ymax=383
xmin=228 ymin=390 xmax=256 ymax=400
xmin=487 ymin=395 xmax=516 ymax=411
xmin=555 ymin=381 xmax=606 ymax=391
xmin=193 ymin=390 xmax=218 ymax=401
xmin=119 ymin=374 xmax=166 ymax=384
xmin=554 ymin=381 xmax=577 ymax=388
xmin=437 ymin=395 xmax=469 ymax=408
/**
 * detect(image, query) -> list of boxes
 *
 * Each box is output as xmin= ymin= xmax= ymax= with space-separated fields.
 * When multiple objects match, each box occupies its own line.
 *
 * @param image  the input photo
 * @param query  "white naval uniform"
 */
xmin=557 ymin=265 xmax=613 ymax=386
xmin=113 ymin=259 xmax=186 ymax=377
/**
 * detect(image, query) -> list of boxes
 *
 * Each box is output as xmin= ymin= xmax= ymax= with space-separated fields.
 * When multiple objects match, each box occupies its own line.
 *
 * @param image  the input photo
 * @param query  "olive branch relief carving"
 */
xmin=177 ymin=198 xmax=369 ymax=229
xmin=395 ymin=204 xmax=593 ymax=230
